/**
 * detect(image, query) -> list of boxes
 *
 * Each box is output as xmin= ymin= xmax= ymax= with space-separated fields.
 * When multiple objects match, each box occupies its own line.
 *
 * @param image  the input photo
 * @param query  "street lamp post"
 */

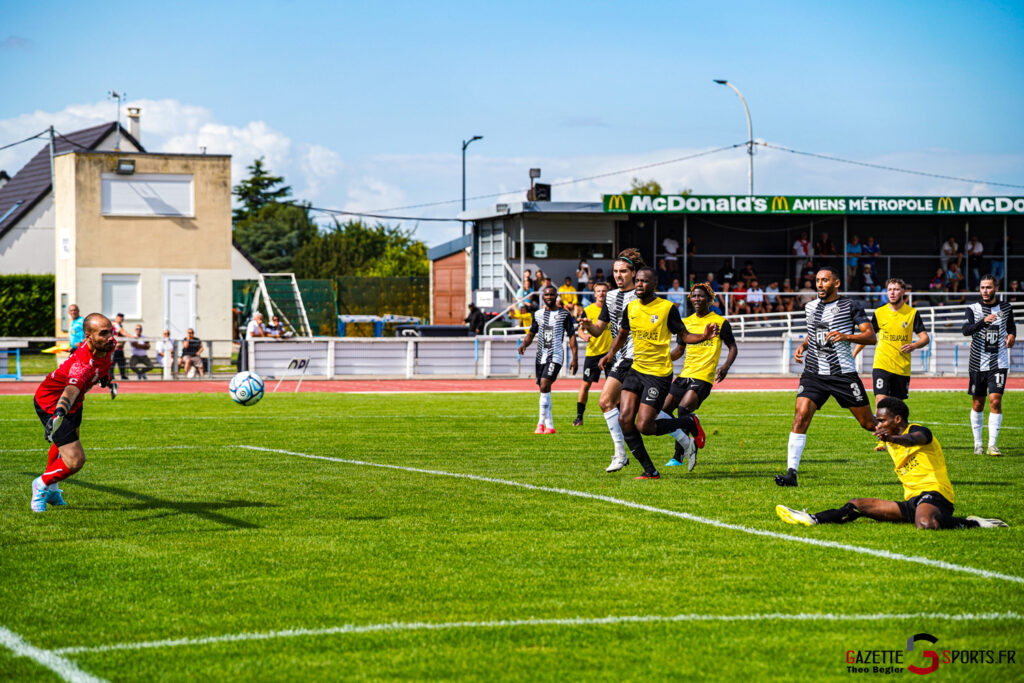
xmin=713 ymin=79 xmax=753 ymax=195
xmin=462 ymin=135 xmax=483 ymax=235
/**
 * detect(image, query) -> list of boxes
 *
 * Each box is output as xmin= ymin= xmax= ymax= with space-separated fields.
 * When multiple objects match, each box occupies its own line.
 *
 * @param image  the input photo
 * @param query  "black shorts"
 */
xmin=535 ymin=361 xmax=562 ymax=386
xmin=797 ymin=372 xmax=869 ymax=409
xmin=669 ymin=376 xmax=713 ymax=408
xmin=897 ymin=491 xmax=955 ymax=523
xmin=582 ymin=355 xmax=607 ymax=383
xmin=968 ymin=370 xmax=1008 ymax=397
xmin=872 ymin=369 xmax=910 ymax=400
xmin=606 ymin=356 xmax=633 ymax=382
xmin=622 ymin=369 xmax=673 ymax=408
xmin=34 ymin=400 xmax=83 ymax=447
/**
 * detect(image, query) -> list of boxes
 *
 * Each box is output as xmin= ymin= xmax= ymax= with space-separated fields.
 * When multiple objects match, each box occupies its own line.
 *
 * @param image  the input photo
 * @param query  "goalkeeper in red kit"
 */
xmin=31 ymin=313 xmax=117 ymax=511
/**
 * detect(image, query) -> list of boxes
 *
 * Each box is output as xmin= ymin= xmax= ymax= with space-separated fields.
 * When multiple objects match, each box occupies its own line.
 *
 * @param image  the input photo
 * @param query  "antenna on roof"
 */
xmin=108 ymin=91 xmax=126 ymax=150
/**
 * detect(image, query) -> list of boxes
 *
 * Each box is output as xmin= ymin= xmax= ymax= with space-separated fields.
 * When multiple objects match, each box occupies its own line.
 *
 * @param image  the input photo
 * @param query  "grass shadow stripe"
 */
xmin=1 ymin=625 xmax=106 ymax=682
xmin=54 ymin=611 xmax=1023 ymax=655
xmin=236 ymin=445 xmax=1024 ymax=585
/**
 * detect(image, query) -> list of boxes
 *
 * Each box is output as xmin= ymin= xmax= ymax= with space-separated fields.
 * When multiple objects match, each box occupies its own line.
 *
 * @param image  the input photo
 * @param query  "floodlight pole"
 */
xmin=462 ymin=135 xmax=483 ymax=235
xmin=714 ymin=79 xmax=753 ymax=195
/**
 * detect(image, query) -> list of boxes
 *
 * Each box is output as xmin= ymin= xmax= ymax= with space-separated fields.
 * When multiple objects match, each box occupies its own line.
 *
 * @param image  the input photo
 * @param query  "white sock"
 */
xmin=988 ymin=412 xmax=1002 ymax=447
xmin=970 ymin=410 xmax=984 ymax=446
xmin=658 ymin=410 xmax=691 ymax=447
xmin=539 ymin=393 xmax=552 ymax=427
xmin=603 ymin=407 xmax=625 ymax=454
xmin=787 ymin=432 xmax=807 ymax=472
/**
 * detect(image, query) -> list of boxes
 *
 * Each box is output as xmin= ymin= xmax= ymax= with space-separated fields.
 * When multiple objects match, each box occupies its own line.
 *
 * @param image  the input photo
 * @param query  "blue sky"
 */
xmin=2 ymin=0 xmax=1023 ymax=244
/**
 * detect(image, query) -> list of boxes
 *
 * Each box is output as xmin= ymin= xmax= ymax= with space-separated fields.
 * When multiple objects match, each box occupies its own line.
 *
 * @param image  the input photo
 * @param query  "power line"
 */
xmin=0 ymin=130 xmax=47 ymax=152
xmin=53 ymin=130 xmax=93 ymax=150
xmin=306 ymin=205 xmax=460 ymax=222
xmin=758 ymin=142 xmax=1024 ymax=190
xmin=367 ymin=142 xmax=747 ymax=213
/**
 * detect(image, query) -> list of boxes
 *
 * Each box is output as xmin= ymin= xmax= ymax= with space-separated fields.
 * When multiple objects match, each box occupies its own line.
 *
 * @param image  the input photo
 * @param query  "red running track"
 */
xmin=1 ymin=376 xmax=1019 ymax=395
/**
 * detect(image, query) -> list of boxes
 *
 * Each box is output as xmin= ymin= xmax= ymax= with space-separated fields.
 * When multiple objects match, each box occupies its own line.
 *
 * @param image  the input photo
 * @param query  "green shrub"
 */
xmin=0 ymin=275 xmax=54 ymax=336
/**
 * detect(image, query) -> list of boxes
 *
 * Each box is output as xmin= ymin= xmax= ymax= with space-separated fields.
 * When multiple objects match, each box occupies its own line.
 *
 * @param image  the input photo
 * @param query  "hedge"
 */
xmin=0 ymin=274 xmax=54 ymax=336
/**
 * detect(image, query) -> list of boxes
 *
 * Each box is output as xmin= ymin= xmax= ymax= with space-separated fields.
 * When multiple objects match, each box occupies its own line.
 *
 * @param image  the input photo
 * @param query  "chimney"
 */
xmin=127 ymin=107 xmax=141 ymax=144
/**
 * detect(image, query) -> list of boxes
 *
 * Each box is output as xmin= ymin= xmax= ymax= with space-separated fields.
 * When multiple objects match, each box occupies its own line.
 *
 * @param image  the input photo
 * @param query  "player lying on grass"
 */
xmin=604 ymin=267 xmax=717 ymax=479
xmin=776 ymin=397 xmax=1008 ymax=529
xmin=518 ymin=285 xmax=578 ymax=434
xmin=31 ymin=312 xmax=117 ymax=512
xmin=660 ymin=282 xmax=737 ymax=471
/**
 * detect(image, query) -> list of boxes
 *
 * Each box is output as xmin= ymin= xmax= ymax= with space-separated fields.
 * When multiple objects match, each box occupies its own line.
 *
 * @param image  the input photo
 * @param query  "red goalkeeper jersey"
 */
xmin=34 ymin=343 xmax=114 ymax=413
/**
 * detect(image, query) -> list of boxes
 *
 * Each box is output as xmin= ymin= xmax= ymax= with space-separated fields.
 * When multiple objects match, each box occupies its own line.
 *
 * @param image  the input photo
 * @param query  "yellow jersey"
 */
xmin=621 ymin=297 xmax=683 ymax=377
xmin=583 ymin=302 xmax=612 ymax=357
xmin=510 ymin=309 xmax=532 ymax=330
xmin=680 ymin=312 xmax=732 ymax=384
xmin=885 ymin=424 xmax=954 ymax=503
xmin=558 ymin=285 xmax=577 ymax=307
xmin=872 ymin=303 xmax=925 ymax=376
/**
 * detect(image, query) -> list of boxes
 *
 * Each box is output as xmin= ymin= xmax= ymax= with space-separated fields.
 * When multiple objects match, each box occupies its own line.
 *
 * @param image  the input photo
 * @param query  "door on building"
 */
xmin=163 ymin=275 xmax=196 ymax=339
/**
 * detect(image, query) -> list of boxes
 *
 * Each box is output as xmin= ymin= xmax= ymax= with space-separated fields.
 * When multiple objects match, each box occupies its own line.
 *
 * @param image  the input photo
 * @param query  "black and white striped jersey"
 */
xmin=529 ymin=307 xmax=576 ymax=364
xmin=598 ymin=288 xmax=637 ymax=360
xmin=962 ymin=301 xmax=1016 ymax=371
xmin=802 ymin=297 xmax=870 ymax=375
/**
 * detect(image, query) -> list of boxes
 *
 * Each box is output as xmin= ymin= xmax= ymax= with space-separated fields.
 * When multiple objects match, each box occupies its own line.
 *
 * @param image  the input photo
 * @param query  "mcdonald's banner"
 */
xmin=602 ymin=194 xmax=1024 ymax=215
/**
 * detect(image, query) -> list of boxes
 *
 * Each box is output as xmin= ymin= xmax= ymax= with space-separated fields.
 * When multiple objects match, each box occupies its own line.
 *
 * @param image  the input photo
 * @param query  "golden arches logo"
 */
xmin=607 ymin=195 xmax=627 ymax=211
xmin=937 ymin=196 xmax=955 ymax=212
xmin=771 ymin=196 xmax=789 ymax=212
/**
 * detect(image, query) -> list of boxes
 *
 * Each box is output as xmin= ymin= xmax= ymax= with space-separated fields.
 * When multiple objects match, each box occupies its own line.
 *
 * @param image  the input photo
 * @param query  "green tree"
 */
xmin=293 ymin=219 xmax=429 ymax=279
xmin=233 ymin=202 xmax=319 ymax=272
xmin=232 ymin=157 xmax=292 ymax=222
xmin=624 ymin=177 xmax=663 ymax=195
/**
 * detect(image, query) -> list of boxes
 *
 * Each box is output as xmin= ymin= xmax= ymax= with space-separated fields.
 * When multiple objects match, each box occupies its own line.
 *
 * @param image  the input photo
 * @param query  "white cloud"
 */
xmin=299 ymin=144 xmax=344 ymax=200
xmin=343 ymin=177 xmax=407 ymax=215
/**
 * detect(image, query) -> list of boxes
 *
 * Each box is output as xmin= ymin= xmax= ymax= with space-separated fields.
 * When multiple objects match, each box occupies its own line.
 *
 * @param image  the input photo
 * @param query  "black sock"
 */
xmin=577 ymin=402 xmax=586 ymax=419
xmin=812 ymin=502 xmax=862 ymax=525
xmin=938 ymin=515 xmax=980 ymax=529
xmin=654 ymin=415 xmax=693 ymax=436
xmin=622 ymin=429 xmax=657 ymax=475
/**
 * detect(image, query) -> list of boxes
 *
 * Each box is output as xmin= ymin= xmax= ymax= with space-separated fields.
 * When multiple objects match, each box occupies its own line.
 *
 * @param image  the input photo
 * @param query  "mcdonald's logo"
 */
xmin=607 ymin=194 xmax=627 ymax=211
xmin=937 ymin=196 xmax=955 ymax=212
xmin=771 ymin=196 xmax=789 ymax=212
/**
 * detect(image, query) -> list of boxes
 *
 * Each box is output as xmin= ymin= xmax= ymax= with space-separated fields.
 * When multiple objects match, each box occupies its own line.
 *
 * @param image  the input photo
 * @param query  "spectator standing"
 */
xmin=179 ymin=328 xmax=205 ymax=378
xmin=792 ymin=230 xmax=811 ymax=283
xmin=111 ymin=313 xmax=129 ymax=380
xmin=662 ymin=230 xmax=680 ymax=270
xmin=717 ymin=259 xmax=737 ymax=286
xmin=800 ymin=259 xmax=817 ymax=287
xmin=814 ymin=232 xmax=836 ymax=267
xmin=686 ymin=235 xmax=697 ymax=280
xmin=940 ymin=236 xmax=962 ymax=272
xmin=155 ymin=329 xmax=174 ymax=371
xmin=739 ymin=260 xmax=757 ymax=287
xmin=990 ymin=234 xmax=1012 ymax=283
xmin=67 ymin=304 xmax=84 ymax=352
xmin=861 ymin=236 xmax=881 ymax=271
xmin=575 ymin=260 xmax=591 ymax=290
xmin=128 ymin=324 xmax=154 ymax=380
xmin=465 ymin=303 xmax=485 ymax=334
xmin=845 ymin=235 xmax=862 ymax=283
xmin=656 ymin=257 xmax=673 ymax=290
xmin=966 ymin=235 xmax=984 ymax=286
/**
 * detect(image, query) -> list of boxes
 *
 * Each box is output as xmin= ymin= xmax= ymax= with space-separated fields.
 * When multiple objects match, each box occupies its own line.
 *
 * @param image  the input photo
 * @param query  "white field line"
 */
xmin=54 ymin=611 xmax=1023 ymax=656
xmin=0 ymin=625 xmax=106 ymax=682
xmin=239 ymin=445 xmax=1024 ymax=585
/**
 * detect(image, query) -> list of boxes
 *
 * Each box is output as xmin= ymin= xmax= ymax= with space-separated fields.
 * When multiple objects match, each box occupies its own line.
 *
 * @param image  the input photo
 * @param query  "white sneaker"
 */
xmin=605 ymin=453 xmax=629 ymax=473
xmin=30 ymin=477 xmax=48 ymax=512
xmin=967 ymin=515 xmax=1008 ymax=528
xmin=974 ymin=444 xmax=984 ymax=455
xmin=776 ymin=504 xmax=817 ymax=526
xmin=684 ymin=438 xmax=698 ymax=472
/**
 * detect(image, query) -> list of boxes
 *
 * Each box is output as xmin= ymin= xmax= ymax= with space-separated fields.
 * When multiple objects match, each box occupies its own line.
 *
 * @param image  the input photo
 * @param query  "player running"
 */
xmin=604 ymin=268 xmax=717 ymax=479
xmin=852 ymin=278 xmax=930 ymax=451
xmin=31 ymin=313 xmax=117 ymax=511
xmin=962 ymin=274 xmax=1016 ymax=455
xmin=776 ymin=397 xmax=1007 ymax=529
xmin=775 ymin=266 xmax=877 ymax=487
xmin=661 ymin=282 xmax=738 ymax=470
xmin=574 ymin=281 xmax=612 ymax=426
xmin=518 ymin=285 xmax=578 ymax=434
xmin=577 ymin=247 xmax=644 ymax=472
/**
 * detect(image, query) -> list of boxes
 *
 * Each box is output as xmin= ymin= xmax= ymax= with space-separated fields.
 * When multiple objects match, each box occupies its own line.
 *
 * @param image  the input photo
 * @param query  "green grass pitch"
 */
xmin=1 ymin=390 xmax=1022 ymax=681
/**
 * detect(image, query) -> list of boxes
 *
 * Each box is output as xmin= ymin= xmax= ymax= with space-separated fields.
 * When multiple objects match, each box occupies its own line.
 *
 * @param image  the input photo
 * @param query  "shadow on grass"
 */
xmin=22 ymin=474 xmax=276 ymax=530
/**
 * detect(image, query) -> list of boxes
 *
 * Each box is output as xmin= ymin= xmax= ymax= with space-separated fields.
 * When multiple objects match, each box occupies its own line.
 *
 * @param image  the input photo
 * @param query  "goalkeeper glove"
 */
xmin=45 ymin=407 xmax=66 ymax=443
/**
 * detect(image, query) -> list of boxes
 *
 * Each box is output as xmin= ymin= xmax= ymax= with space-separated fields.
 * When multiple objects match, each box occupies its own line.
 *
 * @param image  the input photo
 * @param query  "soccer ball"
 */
xmin=229 ymin=371 xmax=265 ymax=406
